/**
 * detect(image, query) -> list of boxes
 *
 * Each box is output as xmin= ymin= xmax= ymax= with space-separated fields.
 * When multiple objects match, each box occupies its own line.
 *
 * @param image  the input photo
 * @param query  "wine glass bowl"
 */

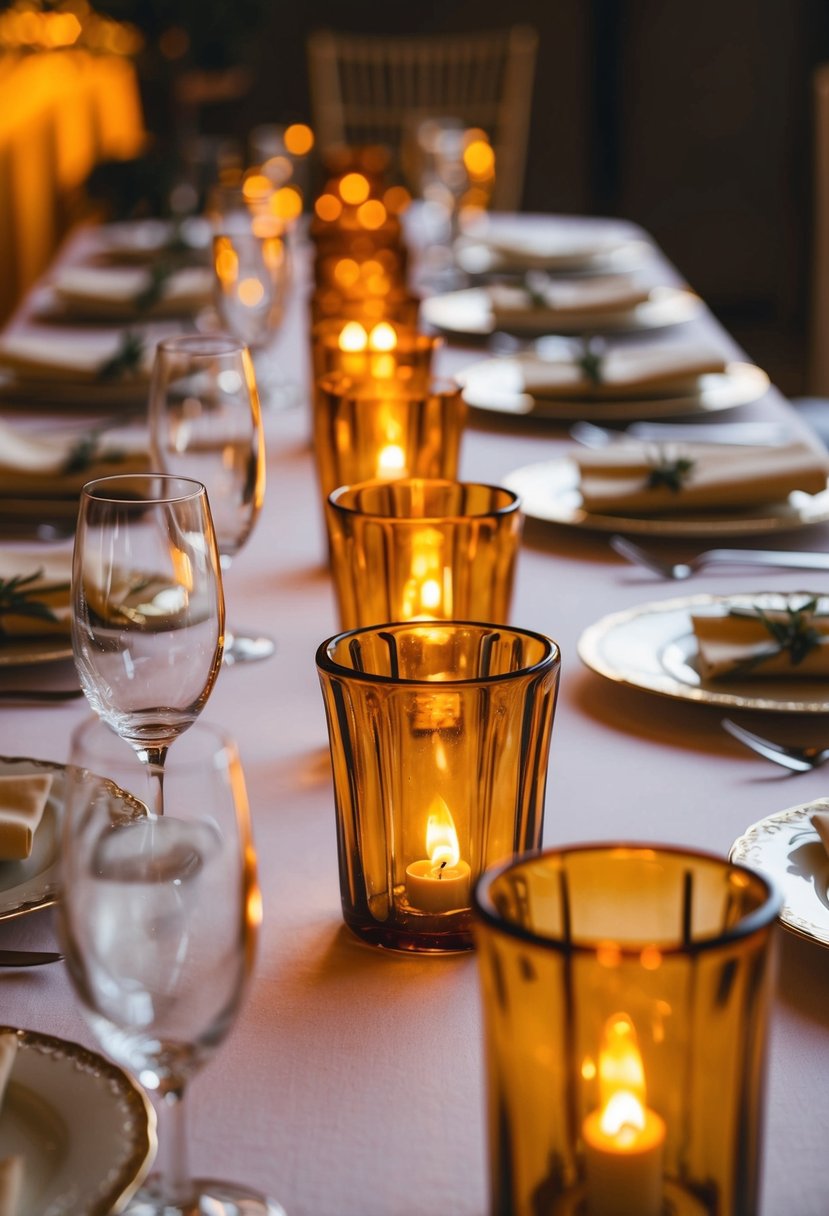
xmin=149 ymin=335 xmax=273 ymax=664
xmin=60 ymin=717 xmax=284 ymax=1216
xmin=72 ymin=473 xmax=225 ymax=767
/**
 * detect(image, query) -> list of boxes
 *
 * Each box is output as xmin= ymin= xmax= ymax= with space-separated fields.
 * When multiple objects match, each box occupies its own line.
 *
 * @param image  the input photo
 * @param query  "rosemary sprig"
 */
xmin=578 ymin=338 xmax=605 ymax=385
xmin=646 ymin=455 xmax=695 ymax=493
xmin=729 ymin=597 xmax=825 ymax=672
xmin=97 ymin=331 xmax=145 ymax=382
xmin=523 ymin=272 xmax=550 ymax=309
xmin=62 ymin=430 xmax=127 ymax=475
xmin=0 ymin=571 xmax=67 ymax=635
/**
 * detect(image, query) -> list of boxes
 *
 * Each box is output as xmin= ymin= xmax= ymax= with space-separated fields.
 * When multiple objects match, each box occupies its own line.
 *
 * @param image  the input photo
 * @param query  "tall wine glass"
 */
xmin=211 ymin=225 xmax=296 ymax=409
xmin=60 ymin=717 xmax=285 ymax=1216
xmin=72 ymin=473 xmax=225 ymax=814
xmin=149 ymin=334 xmax=273 ymax=664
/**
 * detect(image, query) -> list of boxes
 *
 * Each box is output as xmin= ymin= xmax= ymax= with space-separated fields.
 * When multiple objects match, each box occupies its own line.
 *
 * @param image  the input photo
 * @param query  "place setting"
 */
xmin=505 ymin=421 xmax=829 ymax=537
xmin=455 ymin=334 xmax=770 ymax=421
xmin=451 ymin=211 xmax=654 ymax=276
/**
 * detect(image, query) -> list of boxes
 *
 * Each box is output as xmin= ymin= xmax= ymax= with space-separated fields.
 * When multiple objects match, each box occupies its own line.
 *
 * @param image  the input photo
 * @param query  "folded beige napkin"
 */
xmin=51 ymin=265 xmax=212 ymax=319
xmin=0 ymin=549 xmax=71 ymax=638
xmin=489 ymin=276 xmax=652 ymax=328
xmin=576 ymin=441 xmax=829 ymax=515
xmin=0 ymin=328 xmax=153 ymax=383
xmin=0 ymin=773 xmax=52 ymax=860
xmin=693 ymin=602 xmax=829 ymax=680
xmin=0 ymin=419 xmax=148 ymax=497
xmin=461 ymin=217 xmax=634 ymax=268
xmin=0 ymin=1033 xmax=22 ymax=1216
xmin=494 ymin=342 xmax=728 ymax=400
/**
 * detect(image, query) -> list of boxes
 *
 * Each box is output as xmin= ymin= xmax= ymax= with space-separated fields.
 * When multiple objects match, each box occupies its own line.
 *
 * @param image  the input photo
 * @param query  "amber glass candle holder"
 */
xmin=326 ymin=478 xmax=522 ymax=630
xmin=311 ymin=320 xmax=437 ymax=388
xmin=309 ymin=289 xmax=421 ymax=328
xmin=316 ymin=621 xmax=560 ymax=953
xmin=473 ymin=845 xmax=781 ymax=1216
xmin=313 ymin=375 xmax=467 ymax=502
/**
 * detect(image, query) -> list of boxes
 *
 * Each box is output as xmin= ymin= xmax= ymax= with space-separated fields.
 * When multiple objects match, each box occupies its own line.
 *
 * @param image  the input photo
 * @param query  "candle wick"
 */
xmin=438 ymin=860 xmax=447 ymax=879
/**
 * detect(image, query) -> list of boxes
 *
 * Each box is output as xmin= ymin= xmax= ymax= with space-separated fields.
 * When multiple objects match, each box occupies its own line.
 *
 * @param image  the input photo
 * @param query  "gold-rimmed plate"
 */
xmin=456 ymin=357 xmax=769 ymax=422
xmin=420 ymin=285 xmax=702 ymax=338
xmin=504 ymin=456 xmax=829 ymax=537
xmin=730 ymin=799 xmax=829 ymax=947
xmin=577 ymin=592 xmax=829 ymax=714
xmin=0 ymin=1026 xmax=155 ymax=1214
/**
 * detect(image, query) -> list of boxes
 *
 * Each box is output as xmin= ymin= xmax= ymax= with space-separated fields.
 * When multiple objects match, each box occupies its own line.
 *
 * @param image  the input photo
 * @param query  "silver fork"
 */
xmin=721 ymin=717 xmax=829 ymax=772
xmin=610 ymin=535 xmax=829 ymax=580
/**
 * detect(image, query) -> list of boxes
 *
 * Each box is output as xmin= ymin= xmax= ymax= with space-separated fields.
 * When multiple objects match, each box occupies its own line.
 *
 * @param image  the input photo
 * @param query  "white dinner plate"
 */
xmin=0 ymin=1026 xmax=155 ymax=1214
xmin=0 ymin=639 xmax=73 ymax=668
xmin=453 ymin=235 xmax=652 ymax=277
xmin=420 ymin=285 xmax=702 ymax=338
xmin=577 ymin=592 xmax=829 ymax=714
xmin=457 ymin=357 xmax=769 ymax=422
xmin=730 ymin=799 xmax=829 ymax=947
xmin=504 ymin=456 xmax=829 ymax=538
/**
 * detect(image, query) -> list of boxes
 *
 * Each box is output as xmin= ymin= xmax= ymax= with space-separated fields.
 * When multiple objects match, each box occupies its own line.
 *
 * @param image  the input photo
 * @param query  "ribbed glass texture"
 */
xmin=473 ymin=845 xmax=781 ymax=1216
xmin=326 ymin=478 xmax=522 ymax=629
xmin=313 ymin=375 xmax=466 ymax=504
xmin=317 ymin=622 xmax=560 ymax=952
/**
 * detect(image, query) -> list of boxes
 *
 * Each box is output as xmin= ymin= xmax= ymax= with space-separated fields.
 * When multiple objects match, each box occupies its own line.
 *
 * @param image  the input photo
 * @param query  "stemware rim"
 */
xmin=155 ymin=333 xmax=247 ymax=358
xmin=80 ymin=473 xmax=208 ymax=506
xmin=472 ymin=841 xmax=783 ymax=957
xmin=316 ymin=620 xmax=559 ymax=686
xmin=327 ymin=477 xmax=521 ymax=522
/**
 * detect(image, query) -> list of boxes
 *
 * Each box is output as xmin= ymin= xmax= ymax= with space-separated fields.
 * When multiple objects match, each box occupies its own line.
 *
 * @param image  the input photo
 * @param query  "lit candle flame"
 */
xmin=338 ymin=321 xmax=368 ymax=352
xmin=376 ymin=444 xmax=406 ymax=476
xmin=597 ymin=1014 xmax=648 ymax=1139
xmin=426 ymin=797 xmax=460 ymax=869
xmin=368 ymin=322 xmax=397 ymax=352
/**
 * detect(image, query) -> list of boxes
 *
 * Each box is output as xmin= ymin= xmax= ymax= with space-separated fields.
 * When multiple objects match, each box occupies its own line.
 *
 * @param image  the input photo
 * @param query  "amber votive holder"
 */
xmin=316 ymin=621 xmax=560 ymax=953
xmin=473 ymin=844 xmax=781 ymax=1216
xmin=313 ymin=375 xmax=467 ymax=503
xmin=311 ymin=319 xmax=438 ymax=388
xmin=326 ymin=478 xmax=522 ymax=630
xmin=309 ymin=289 xmax=421 ymax=328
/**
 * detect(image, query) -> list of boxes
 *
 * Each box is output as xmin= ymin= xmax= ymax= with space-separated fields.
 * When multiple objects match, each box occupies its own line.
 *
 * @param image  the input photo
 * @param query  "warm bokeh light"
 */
xmin=243 ymin=173 xmax=272 ymax=203
xmin=238 ymin=278 xmax=265 ymax=307
xmin=339 ymin=173 xmax=370 ymax=205
xmin=383 ymin=185 xmax=412 ymax=215
xmin=315 ymin=193 xmax=343 ymax=223
xmin=215 ymin=242 xmax=238 ymax=283
xmin=332 ymin=258 xmax=360 ymax=289
xmin=463 ymin=138 xmax=495 ymax=179
xmin=337 ymin=322 xmax=369 ymax=353
xmin=357 ymin=200 xmax=387 ymax=230
xmin=284 ymin=123 xmax=314 ymax=156
xmin=263 ymin=155 xmax=292 ymax=184
xmin=270 ymin=186 xmax=303 ymax=222
xmin=368 ymin=322 xmax=397 ymax=352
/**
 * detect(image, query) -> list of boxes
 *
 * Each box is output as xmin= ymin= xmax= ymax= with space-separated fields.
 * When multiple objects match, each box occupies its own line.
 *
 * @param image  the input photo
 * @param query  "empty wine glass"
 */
xmin=60 ymin=717 xmax=285 ymax=1216
xmin=72 ymin=473 xmax=225 ymax=814
xmin=149 ymin=334 xmax=273 ymax=664
xmin=212 ymin=225 xmax=295 ymax=408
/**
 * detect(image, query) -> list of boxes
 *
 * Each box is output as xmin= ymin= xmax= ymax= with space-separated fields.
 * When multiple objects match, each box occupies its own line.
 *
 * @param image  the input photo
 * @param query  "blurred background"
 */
xmin=2 ymin=0 xmax=829 ymax=394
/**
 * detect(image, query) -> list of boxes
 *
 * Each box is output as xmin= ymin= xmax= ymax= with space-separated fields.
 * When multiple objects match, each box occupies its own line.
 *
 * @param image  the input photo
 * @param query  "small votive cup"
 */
xmin=309 ymin=289 xmax=421 ymax=328
xmin=326 ymin=478 xmax=522 ymax=629
xmin=313 ymin=375 xmax=467 ymax=503
xmin=316 ymin=621 xmax=560 ymax=952
xmin=473 ymin=844 xmax=781 ymax=1216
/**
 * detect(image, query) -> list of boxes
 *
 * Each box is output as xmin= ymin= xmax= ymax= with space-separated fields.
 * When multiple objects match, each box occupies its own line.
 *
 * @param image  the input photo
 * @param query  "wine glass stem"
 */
xmin=139 ymin=746 xmax=168 ymax=816
xmin=154 ymin=1085 xmax=197 ymax=1213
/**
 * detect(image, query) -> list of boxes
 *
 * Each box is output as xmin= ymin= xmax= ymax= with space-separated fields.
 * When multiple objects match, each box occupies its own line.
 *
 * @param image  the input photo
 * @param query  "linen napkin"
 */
xmin=51 ymin=264 xmax=212 ymax=319
xmin=575 ymin=440 xmax=829 ymax=515
xmin=0 ymin=327 xmax=154 ymax=383
xmin=692 ymin=599 xmax=829 ymax=680
xmin=811 ymin=810 xmax=829 ymax=856
xmin=481 ymin=341 xmax=729 ymax=400
xmin=489 ymin=276 xmax=652 ymax=329
xmin=0 ymin=550 xmax=71 ymax=638
xmin=0 ymin=419 xmax=148 ymax=500
xmin=460 ymin=217 xmax=637 ymax=269
xmin=0 ymin=773 xmax=52 ymax=860
xmin=0 ymin=1033 xmax=22 ymax=1216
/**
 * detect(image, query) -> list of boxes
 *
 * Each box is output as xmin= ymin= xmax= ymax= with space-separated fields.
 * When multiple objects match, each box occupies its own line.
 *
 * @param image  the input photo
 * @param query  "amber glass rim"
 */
xmin=316 ymin=620 xmax=559 ymax=686
xmin=473 ymin=842 xmax=782 ymax=957
xmin=327 ymin=478 xmax=520 ymax=521
xmin=316 ymin=373 xmax=460 ymax=402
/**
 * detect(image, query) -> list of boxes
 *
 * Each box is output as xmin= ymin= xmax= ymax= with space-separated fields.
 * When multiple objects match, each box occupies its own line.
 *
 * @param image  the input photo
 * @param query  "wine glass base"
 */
xmin=125 ymin=1177 xmax=287 ymax=1215
xmin=223 ymin=630 xmax=276 ymax=665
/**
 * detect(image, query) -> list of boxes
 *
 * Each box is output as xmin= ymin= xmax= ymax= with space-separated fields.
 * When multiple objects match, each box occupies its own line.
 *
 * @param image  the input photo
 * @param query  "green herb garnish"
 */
xmin=97 ymin=331 xmax=145 ymax=382
xmin=578 ymin=340 xmax=605 ymax=385
xmin=62 ymin=431 xmax=127 ymax=475
xmin=0 ymin=571 xmax=67 ymax=635
xmin=134 ymin=261 xmax=174 ymax=312
xmin=646 ymin=456 xmax=695 ymax=493
xmin=730 ymin=597 xmax=824 ymax=671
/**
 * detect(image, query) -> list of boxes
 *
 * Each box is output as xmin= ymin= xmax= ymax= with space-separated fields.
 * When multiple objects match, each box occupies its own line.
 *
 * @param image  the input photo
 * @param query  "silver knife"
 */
xmin=0 ymin=950 xmax=63 ymax=967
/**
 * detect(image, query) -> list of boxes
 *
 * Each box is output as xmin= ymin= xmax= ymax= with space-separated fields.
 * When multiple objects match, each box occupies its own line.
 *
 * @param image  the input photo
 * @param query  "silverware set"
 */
xmin=722 ymin=718 xmax=829 ymax=773
xmin=610 ymin=534 xmax=829 ymax=580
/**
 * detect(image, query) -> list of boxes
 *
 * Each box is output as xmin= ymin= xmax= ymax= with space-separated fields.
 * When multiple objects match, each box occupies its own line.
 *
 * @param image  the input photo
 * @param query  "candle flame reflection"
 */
xmin=597 ymin=1013 xmax=648 ymax=1139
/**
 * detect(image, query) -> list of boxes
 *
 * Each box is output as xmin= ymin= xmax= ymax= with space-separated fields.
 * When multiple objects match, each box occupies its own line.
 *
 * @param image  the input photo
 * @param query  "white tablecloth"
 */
xmin=1 ymin=217 xmax=828 ymax=1216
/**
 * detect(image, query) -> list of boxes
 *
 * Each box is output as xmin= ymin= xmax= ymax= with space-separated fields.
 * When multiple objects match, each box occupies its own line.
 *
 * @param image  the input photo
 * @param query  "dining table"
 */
xmin=0 ymin=207 xmax=828 ymax=1216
